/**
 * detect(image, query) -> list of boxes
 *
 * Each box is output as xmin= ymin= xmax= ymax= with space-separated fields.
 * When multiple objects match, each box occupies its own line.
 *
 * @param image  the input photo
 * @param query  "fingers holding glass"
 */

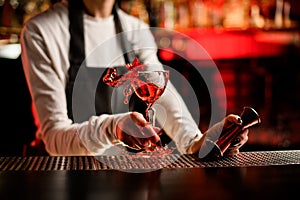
xmin=116 ymin=112 xmax=162 ymax=151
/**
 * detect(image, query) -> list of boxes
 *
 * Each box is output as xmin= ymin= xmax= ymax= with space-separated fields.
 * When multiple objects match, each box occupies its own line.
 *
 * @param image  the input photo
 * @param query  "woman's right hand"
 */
xmin=115 ymin=112 xmax=162 ymax=151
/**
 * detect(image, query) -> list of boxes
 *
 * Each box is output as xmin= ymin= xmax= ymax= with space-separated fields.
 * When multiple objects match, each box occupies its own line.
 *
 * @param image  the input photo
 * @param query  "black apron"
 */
xmin=66 ymin=0 xmax=171 ymax=149
xmin=66 ymin=0 xmax=146 ymax=123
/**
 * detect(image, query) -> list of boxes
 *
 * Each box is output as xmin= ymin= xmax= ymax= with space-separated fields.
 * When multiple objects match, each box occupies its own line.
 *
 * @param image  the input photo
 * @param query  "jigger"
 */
xmin=201 ymin=106 xmax=261 ymax=158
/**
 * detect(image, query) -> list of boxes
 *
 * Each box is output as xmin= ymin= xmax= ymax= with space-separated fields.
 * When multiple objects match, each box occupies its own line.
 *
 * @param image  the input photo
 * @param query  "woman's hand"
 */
xmin=223 ymin=114 xmax=249 ymax=156
xmin=115 ymin=112 xmax=162 ymax=151
xmin=188 ymin=114 xmax=249 ymax=158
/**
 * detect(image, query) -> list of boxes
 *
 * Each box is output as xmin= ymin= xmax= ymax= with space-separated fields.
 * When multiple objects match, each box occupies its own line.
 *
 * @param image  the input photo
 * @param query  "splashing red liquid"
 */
xmin=103 ymin=57 xmax=146 ymax=104
xmin=103 ymin=57 xmax=145 ymax=88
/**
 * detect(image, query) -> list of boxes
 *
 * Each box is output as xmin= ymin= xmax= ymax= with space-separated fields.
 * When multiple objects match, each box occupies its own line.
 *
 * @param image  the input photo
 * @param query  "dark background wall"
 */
xmin=0 ymin=57 xmax=36 ymax=156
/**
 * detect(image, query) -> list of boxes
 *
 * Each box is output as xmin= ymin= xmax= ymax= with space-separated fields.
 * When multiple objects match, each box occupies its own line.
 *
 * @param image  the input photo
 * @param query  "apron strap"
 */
xmin=112 ymin=4 xmax=136 ymax=64
xmin=66 ymin=0 xmax=85 ymax=121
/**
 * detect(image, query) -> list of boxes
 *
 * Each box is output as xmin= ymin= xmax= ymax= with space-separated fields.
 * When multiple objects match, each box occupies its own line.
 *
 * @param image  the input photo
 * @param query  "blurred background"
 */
xmin=1 ymin=0 xmax=300 ymax=155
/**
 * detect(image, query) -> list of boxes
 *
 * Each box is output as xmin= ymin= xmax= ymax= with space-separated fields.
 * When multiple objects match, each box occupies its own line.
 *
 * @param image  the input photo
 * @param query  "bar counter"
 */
xmin=1 ymin=150 xmax=300 ymax=200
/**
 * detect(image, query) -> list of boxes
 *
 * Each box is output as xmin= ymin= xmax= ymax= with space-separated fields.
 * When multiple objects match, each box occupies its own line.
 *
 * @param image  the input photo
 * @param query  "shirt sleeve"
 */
xmin=154 ymin=82 xmax=203 ymax=153
xmin=20 ymin=19 xmax=124 ymax=156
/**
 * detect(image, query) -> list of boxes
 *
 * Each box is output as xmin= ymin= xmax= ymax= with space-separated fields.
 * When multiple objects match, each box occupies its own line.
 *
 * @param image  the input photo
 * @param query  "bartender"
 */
xmin=20 ymin=0 xmax=248 ymax=157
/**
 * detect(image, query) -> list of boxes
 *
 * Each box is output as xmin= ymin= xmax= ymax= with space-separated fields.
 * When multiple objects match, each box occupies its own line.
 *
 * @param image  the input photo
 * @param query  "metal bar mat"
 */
xmin=1 ymin=150 xmax=300 ymax=171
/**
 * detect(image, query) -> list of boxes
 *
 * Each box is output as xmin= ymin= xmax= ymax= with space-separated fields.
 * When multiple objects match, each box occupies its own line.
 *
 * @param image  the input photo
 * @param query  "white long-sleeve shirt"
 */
xmin=20 ymin=1 xmax=203 ymax=156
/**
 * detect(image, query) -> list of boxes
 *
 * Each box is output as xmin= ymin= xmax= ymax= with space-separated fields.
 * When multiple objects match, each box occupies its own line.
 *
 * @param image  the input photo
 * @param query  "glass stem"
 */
xmin=146 ymin=104 xmax=155 ymax=126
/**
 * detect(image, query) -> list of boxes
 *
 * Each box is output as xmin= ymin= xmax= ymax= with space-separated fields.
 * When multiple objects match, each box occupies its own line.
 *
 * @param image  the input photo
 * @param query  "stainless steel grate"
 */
xmin=1 ymin=150 xmax=299 ymax=171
